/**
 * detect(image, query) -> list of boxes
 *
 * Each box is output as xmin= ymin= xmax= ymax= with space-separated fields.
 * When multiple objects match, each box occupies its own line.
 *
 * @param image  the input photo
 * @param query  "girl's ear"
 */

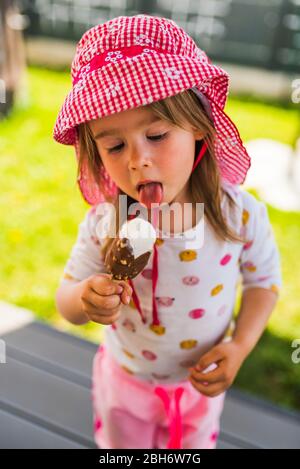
xmin=192 ymin=128 xmax=206 ymax=141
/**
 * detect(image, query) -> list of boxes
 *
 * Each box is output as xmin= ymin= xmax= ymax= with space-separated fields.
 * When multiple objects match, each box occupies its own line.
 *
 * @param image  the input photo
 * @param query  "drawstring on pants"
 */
xmin=154 ymin=386 xmax=185 ymax=449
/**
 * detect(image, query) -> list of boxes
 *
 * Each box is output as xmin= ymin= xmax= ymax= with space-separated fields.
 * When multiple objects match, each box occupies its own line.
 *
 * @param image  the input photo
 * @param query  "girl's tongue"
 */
xmin=138 ymin=182 xmax=164 ymax=209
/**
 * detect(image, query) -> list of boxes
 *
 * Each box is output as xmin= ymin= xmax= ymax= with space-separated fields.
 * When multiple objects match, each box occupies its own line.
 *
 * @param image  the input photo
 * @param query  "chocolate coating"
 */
xmin=105 ymin=237 xmax=151 ymax=280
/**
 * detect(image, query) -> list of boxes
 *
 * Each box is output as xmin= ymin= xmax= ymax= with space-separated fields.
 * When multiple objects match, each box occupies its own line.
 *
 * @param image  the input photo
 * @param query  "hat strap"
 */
xmin=192 ymin=140 xmax=208 ymax=172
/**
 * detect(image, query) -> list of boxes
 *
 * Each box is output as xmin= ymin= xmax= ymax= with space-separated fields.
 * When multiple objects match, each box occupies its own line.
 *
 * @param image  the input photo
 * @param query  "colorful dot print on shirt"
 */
xmin=182 ymin=276 xmax=200 ymax=285
xmin=243 ymin=240 xmax=253 ymax=251
xmin=211 ymin=284 xmax=224 ymax=296
xmin=123 ymin=348 xmax=135 ymax=359
xmin=241 ymin=261 xmax=257 ymax=272
xmin=179 ymin=250 xmax=197 ymax=262
xmin=242 ymin=209 xmax=249 ymax=225
xmin=180 ymin=340 xmax=198 ymax=349
xmin=142 ymin=350 xmax=157 ymax=360
xmin=122 ymin=318 xmax=136 ymax=332
xmin=149 ymin=324 xmax=166 ymax=335
xmin=270 ymin=284 xmax=279 ymax=294
xmin=63 ymin=272 xmax=75 ymax=280
xmin=188 ymin=309 xmax=205 ymax=319
xmin=155 ymin=297 xmax=175 ymax=307
xmin=220 ymin=254 xmax=232 ymax=265
xmin=155 ymin=238 xmax=164 ymax=247
xmin=121 ymin=365 xmax=135 ymax=374
xmin=62 ymin=184 xmax=282 ymax=383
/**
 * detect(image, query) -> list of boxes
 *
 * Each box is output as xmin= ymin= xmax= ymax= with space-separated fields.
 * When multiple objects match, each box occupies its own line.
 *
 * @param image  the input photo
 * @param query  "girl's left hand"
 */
xmin=188 ymin=340 xmax=248 ymax=397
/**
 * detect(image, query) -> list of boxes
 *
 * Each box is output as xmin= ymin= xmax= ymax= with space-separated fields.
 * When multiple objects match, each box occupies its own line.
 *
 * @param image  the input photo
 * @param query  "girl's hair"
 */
xmin=77 ymin=89 xmax=248 ymax=261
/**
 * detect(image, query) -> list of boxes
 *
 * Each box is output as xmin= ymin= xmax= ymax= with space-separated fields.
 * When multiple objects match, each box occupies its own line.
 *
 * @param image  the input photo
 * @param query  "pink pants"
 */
xmin=91 ymin=344 xmax=226 ymax=449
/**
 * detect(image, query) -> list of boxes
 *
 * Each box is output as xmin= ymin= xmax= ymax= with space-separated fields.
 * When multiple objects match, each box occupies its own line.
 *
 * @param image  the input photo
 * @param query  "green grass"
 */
xmin=1 ymin=66 xmax=300 ymax=411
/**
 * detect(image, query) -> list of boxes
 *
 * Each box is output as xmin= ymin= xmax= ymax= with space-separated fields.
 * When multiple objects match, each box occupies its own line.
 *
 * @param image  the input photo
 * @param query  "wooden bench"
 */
xmin=0 ymin=320 xmax=299 ymax=449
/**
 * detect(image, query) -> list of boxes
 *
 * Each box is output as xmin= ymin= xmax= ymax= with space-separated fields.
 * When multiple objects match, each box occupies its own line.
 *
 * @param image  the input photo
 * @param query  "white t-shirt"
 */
xmin=60 ymin=183 xmax=282 ymax=384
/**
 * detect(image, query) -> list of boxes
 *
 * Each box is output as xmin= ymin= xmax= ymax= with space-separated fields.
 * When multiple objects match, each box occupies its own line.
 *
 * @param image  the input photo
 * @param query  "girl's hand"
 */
xmin=80 ymin=273 xmax=133 ymax=325
xmin=188 ymin=340 xmax=248 ymax=397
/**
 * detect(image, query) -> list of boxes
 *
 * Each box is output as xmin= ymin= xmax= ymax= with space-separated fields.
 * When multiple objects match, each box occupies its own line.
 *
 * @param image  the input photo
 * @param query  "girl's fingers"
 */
xmin=88 ymin=276 xmax=132 ymax=307
xmin=196 ymin=346 xmax=225 ymax=370
xmin=92 ymin=308 xmax=121 ymax=325
xmin=189 ymin=376 xmax=225 ymax=396
xmin=118 ymin=279 xmax=133 ymax=295
xmin=81 ymin=298 xmax=121 ymax=324
xmin=117 ymin=280 xmax=133 ymax=305
xmin=84 ymin=289 xmax=121 ymax=311
xmin=121 ymin=291 xmax=131 ymax=305
xmin=92 ymin=274 xmax=123 ymax=296
xmin=189 ymin=366 xmax=224 ymax=384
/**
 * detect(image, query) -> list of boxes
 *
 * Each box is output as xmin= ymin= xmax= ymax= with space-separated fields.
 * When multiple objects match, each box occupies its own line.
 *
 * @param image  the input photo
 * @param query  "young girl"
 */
xmin=54 ymin=14 xmax=282 ymax=449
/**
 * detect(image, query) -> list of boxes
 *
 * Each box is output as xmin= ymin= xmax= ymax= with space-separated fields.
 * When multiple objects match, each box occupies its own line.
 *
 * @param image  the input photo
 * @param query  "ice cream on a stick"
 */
xmin=104 ymin=217 xmax=157 ymax=280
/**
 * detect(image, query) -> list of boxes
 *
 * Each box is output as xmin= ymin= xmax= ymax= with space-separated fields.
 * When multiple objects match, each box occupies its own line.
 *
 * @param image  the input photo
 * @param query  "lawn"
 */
xmin=1 ymin=66 xmax=300 ymax=412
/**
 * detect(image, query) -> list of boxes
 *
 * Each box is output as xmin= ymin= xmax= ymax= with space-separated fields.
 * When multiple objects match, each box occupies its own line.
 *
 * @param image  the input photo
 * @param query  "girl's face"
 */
xmin=88 ymin=106 xmax=204 ymax=206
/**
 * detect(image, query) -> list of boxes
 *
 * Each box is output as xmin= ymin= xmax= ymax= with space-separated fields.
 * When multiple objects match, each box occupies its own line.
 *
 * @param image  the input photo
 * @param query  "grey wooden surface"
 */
xmin=0 ymin=321 xmax=299 ymax=449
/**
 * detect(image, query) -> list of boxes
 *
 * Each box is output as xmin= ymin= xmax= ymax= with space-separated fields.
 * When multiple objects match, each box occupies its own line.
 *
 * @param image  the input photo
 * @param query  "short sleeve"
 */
xmin=239 ymin=191 xmax=282 ymax=296
xmin=59 ymin=204 xmax=112 ymax=284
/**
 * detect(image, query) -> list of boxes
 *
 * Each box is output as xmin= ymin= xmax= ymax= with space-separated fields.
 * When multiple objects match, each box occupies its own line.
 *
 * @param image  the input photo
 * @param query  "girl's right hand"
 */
xmin=80 ymin=273 xmax=133 ymax=325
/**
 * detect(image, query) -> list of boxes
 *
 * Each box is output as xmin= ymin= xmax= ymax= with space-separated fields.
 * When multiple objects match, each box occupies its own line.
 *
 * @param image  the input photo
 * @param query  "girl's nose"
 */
xmin=129 ymin=149 xmax=153 ymax=171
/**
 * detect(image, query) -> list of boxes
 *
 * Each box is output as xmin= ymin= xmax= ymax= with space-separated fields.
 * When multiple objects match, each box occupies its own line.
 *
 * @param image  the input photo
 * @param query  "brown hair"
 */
xmin=77 ymin=89 xmax=248 ymax=260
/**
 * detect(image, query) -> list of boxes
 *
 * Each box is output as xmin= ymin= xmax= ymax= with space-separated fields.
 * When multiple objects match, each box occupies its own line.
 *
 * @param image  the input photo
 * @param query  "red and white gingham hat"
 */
xmin=53 ymin=14 xmax=251 ymax=205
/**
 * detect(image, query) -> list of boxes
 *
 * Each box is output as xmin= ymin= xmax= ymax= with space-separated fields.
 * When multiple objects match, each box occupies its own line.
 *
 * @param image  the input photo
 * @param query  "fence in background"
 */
xmin=18 ymin=0 xmax=300 ymax=73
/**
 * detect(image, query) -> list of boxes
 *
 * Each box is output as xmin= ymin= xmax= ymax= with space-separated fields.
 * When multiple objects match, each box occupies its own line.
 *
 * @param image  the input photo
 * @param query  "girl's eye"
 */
xmin=107 ymin=133 xmax=168 ymax=154
xmin=148 ymin=133 xmax=167 ymax=141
